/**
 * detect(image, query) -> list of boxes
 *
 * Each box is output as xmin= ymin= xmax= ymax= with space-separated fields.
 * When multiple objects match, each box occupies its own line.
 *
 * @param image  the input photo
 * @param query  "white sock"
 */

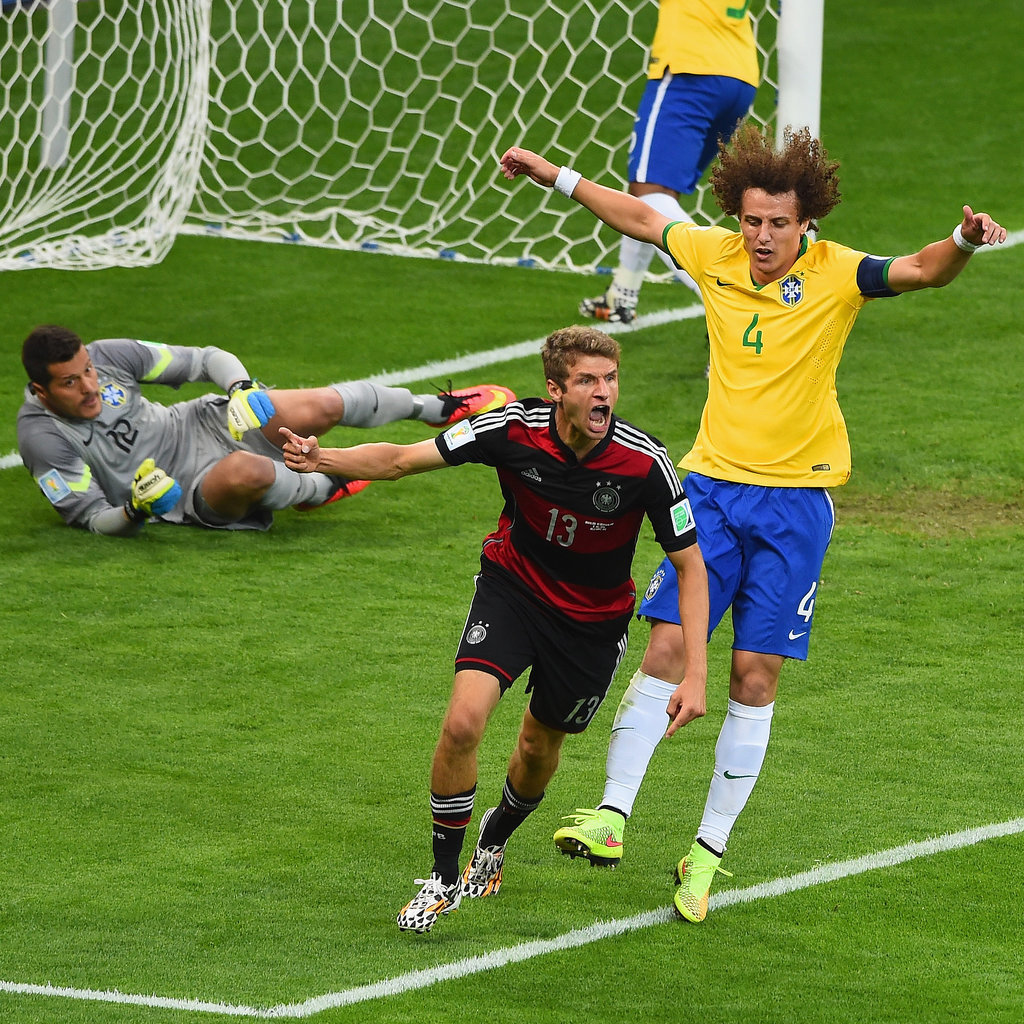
xmin=601 ymin=669 xmax=677 ymax=817
xmin=630 ymin=192 xmax=701 ymax=295
xmin=696 ymin=699 xmax=774 ymax=854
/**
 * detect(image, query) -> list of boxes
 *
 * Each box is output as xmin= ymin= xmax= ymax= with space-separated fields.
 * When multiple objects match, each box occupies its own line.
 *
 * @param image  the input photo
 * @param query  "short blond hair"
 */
xmin=541 ymin=325 xmax=620 ymax=390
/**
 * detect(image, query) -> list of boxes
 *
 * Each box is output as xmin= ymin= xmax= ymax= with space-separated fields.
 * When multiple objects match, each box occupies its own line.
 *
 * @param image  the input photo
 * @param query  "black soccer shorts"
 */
xmin=454 ymin=571 xmax=631 ymax=734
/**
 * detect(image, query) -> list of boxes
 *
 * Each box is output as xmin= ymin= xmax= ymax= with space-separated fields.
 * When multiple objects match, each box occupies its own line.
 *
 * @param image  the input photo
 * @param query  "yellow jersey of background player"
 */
xmin=648 ymin=0 xmax=760 ymax=89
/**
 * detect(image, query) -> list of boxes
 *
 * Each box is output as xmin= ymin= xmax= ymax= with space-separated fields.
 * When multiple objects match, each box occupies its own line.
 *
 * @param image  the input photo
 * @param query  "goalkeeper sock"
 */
xmin=331 ymin=381 xmax=415 ymax=428
xmin=600 ymin=669 xmax=677 ymax=817
xmin=259 ymin=462 xmax=334 ymax=509
xmin=696 ymin=699 xmax=774 ymax=852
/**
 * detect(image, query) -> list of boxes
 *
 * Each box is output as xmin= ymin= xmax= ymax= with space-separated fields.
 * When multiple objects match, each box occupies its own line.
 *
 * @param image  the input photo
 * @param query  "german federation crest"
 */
xmin=779 ymin=274 xmax=804 ymax=307
xmin=593 ymin=481 xmax=621 ymax=513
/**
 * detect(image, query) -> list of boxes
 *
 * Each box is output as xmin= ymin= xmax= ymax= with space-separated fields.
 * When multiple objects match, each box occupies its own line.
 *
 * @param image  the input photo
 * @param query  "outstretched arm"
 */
xmin=663 ymin=543 xmax=710 ymax=737
xmin=278 ymin=427 xmax=447 ymax=480
xmin=499 ymin=146 xmax=671 ymax=248
xmin=887 ymin=205 xmax=1007 ymax=292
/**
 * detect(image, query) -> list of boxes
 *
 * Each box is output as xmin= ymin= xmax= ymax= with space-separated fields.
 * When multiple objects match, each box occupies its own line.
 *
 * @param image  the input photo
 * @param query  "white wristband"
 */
xmin=553 ymin=165 xmax=582 ymax=198
xmin=952 ymin=224 xmax=980 ymax=253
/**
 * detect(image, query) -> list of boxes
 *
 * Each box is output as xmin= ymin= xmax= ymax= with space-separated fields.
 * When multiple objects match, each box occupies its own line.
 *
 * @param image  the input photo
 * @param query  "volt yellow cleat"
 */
xmin=672 ymin=840 xmax=733 ymax=923
xmin=553 ymin=807 xmax=625 ymax=867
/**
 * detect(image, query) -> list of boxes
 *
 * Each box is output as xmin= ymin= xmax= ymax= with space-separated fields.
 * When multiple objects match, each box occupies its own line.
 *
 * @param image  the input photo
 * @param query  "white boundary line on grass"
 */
xmin=3 ymin=223 xmax=1024 ymax=473
xmin=2 ymin=817 xmax=1022 ymax=1018
xmin=362 ymin=301 xmax=709 ymax=387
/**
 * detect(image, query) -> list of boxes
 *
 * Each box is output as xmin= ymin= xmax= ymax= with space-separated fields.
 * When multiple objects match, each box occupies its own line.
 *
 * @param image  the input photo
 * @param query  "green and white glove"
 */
xmin=227 ymin=380 xmax=276 ymax=440
xmin=126 ymin=458 xmax=183 ymax=522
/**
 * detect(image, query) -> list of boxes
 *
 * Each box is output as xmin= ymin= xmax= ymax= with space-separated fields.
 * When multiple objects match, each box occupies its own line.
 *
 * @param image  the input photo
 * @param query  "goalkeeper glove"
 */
xmin=126 ymin=458 xmax=183 ymax=522
xmin=227 ymin=379 xmax=275 ymax=440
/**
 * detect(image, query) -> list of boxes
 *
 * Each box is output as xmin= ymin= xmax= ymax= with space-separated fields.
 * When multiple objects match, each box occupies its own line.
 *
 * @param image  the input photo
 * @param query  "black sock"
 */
xmin=430 ymin=786 xmax=475 ymax=885
xmin=480 ymin=776 xmax=543 ymax=849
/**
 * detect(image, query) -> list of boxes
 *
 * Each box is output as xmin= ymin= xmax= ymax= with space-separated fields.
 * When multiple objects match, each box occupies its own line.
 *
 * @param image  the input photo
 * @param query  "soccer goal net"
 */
xmin=0 ymin=0 xmax=822 ymax=273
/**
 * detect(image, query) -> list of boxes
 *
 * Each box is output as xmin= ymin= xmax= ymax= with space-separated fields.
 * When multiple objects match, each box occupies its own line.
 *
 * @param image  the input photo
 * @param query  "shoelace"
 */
xmin=410 ymin=877 xmax=455 ymax=900
xmin=683 ymin=859 xmax=733 ymax=882
xmin=431 ymin=379 xmax=480 ymax=415
xmin=560 ymin=807 xmax=604 ymax=826
xmin=466 ymin=846 xmax=502 ymax=882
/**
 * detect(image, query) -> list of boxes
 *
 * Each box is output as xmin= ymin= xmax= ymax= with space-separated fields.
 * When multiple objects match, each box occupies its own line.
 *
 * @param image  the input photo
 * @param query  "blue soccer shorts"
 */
xmin=637 ymin=472 xmax=835 ymax=660
xmin=628 ymin=72 xmax=757 ymax=193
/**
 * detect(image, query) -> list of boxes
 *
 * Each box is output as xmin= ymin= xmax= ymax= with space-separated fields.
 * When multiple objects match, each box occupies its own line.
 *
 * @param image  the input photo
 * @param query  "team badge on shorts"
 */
xmin=101 ymin=382 xmax=128 ymax=407
xmin=644 ymin=567 xmax=666 ymax=602
xmin=465 ymin=621 xmax=488 ymax=644
xmin=780 ymin=274 xmax=804 ymax=307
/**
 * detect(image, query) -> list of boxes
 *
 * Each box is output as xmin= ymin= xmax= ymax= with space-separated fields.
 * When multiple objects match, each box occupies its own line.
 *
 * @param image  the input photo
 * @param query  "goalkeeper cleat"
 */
xmin=426 ymin=383 xmax=515 ymax=428
xmin=579 ymin=293 xmax=637 ymax=324
xmin=460 ymin=807 xmax=504 ymax=899
xmin=672 ymin=840 xmax=733 ymax=923
xmin=396 ymin=873 xmax=462 ymax=934
xmin=553 ymin=807 xmax=625 ymax=867
xmin=294 ymin=475 xmax=370 ymax=511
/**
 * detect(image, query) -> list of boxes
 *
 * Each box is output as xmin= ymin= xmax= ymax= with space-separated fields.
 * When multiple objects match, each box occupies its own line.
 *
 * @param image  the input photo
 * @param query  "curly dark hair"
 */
xmin=710 ymin=124 xmax=842 ymax=229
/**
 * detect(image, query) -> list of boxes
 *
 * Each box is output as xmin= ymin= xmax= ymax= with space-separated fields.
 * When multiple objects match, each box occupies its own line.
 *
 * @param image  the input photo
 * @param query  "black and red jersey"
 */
xmin=435 ymin=398 xmax=697 ymax=623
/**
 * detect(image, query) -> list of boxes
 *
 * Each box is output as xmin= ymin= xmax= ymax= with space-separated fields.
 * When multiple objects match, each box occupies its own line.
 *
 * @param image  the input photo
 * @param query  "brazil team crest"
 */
xmin=779 ymin=274 xmax=804 ymax=306
xmin=644 ymin=567 xmax=666 ymax=602
xmin=100 ymin=382 xmax=128 ymax=407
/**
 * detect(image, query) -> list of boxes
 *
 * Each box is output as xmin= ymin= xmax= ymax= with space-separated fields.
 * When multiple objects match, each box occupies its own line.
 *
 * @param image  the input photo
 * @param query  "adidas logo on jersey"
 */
xmin=521 ymin=467 xmax=542 ymax=482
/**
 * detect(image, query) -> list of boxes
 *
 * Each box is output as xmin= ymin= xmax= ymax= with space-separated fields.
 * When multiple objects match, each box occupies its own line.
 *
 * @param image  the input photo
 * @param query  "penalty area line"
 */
xmin=1 ymin=816 xmax=1021 ymax=1019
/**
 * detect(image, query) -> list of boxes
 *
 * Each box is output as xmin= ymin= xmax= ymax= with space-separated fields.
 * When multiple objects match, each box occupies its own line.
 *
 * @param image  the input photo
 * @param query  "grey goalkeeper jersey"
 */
xmin=17 ymin=338 xmax=249 ymax=531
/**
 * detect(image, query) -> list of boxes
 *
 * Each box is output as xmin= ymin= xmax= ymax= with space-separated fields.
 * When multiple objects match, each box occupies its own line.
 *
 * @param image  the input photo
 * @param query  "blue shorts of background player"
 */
xmin=638 ymin=472 xmax=835 ymax=660
xmin=628 ymin=72 xmax=757 ymax=193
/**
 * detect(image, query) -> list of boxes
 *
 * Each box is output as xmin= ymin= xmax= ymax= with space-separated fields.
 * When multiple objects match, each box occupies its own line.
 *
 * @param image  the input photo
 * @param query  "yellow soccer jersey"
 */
xmin=648 ymin=0 xmax=760 ymax=88
xmin=665 ymin=221 xmax=876 ymax=487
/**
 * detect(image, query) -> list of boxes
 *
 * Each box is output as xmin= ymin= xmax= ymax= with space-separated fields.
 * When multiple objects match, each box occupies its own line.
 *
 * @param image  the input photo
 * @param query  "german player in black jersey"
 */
xmin=280 ymin=324 xmax=709 ymax=933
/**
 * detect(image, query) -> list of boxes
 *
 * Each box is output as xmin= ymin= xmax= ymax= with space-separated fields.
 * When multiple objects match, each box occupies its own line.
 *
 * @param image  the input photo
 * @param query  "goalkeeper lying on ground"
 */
xmin=16 ymin=324 xmax=514 ymax=536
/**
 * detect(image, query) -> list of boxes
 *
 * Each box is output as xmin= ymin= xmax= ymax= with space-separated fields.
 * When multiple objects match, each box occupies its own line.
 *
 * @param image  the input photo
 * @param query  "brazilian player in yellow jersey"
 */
xmin=579 ymin=0 xmax=760 ymax=323
xmin=499 ymin=126 xmax=1006 ymax=920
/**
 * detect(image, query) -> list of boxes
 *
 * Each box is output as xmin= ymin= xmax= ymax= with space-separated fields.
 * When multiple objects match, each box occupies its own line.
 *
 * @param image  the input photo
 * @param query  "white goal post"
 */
xmin=0 ymin=0 xmax=823 ymax=273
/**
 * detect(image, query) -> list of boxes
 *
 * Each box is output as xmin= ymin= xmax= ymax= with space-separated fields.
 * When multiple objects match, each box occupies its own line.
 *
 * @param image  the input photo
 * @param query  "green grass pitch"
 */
xmin=0 ymin=2 xmax=1021 ymax=1022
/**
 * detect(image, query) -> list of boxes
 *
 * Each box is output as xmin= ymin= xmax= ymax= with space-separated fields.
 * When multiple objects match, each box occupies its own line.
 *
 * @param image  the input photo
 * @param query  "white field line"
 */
xmin=2 ymin=816 xmax=1021 ymax=1019
xmin=361 ymin=301 xmax=708 ymax=387
xmin=4 ymin=223 xmax=1024 ymax=473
